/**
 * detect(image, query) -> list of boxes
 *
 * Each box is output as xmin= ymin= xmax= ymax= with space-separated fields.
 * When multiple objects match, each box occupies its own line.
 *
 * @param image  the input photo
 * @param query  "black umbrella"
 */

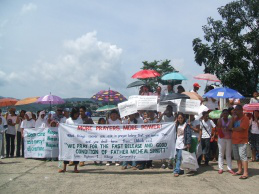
xmin=160 ymin=93 xmax=190 ymax=101
xmin=127 ymin=80 xmax=147 ymax=88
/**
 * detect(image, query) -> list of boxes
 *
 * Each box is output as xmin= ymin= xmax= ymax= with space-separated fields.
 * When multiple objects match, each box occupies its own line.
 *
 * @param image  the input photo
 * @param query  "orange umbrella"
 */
xmin=182 ymin=92 xmax=203 ymax=101
xmin=0 ymin=98 xmax=18 ymax=107
xmin=15 ymin=97 xmax=40 ymax=106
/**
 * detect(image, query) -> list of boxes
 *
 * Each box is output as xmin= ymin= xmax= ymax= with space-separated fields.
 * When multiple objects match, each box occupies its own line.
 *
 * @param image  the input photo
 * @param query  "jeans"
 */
xmin=198 ymin=138 xmax=210 ymax=164
xmin=218 ymin=138 xmax=232 ymax=170
xmin=1 ymin=133 xmax=4 ymax=156
xmin=173 ymin=149 xmax=182 ymax=174
xmin=122 ymin=161 xmax=137 ymax=167
xmin=16 ymin=131 xmax=24 ymax=157
xmin=6 ymin=133 xmax=15 ymax=157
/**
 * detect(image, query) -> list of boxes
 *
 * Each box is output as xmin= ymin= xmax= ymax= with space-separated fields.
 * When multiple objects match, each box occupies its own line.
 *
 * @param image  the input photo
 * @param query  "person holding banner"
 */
xmin=59 ymin=107 xmax=82 ymax=173
xmin=173 ymin=113 xmax=192 ymax=177
xmin=35 ymin=111 xmax=47 ymax=128
xmin=106 ymin=110 xmax=121 ymax=166
xmin=16 ymin=110 xmax=26 ymax=157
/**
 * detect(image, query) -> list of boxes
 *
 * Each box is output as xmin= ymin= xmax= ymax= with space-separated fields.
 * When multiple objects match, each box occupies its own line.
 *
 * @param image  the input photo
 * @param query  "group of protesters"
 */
xmin=0 ymin=84 xmax=258 ymax=179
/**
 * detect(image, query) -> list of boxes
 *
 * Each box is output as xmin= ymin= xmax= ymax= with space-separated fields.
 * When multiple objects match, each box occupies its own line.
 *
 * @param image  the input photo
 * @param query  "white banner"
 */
xmin=118 ymin=99 xmax=138 ymax=118
xmin=58 ymin=123 xmax=176 ymax=161
xmin=24 ymin=127 xmax=59 ymax=158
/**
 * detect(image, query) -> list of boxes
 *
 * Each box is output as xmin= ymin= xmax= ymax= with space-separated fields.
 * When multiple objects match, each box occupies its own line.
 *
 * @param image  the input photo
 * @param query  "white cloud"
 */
xmin=21 ymin=3 xmax=38 ymax=14
xmin=2 ymin=31 xmax=127 ymax=98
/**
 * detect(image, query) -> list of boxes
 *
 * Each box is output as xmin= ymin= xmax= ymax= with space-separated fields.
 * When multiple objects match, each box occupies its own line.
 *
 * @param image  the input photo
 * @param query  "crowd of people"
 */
xmin=0 ymin=84 xmax=258 ymax=179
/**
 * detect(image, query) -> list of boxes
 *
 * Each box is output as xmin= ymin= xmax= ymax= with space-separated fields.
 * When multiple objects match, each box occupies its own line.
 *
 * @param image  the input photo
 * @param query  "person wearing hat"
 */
xmin=191 ymin=83 xmax=201 ymax=94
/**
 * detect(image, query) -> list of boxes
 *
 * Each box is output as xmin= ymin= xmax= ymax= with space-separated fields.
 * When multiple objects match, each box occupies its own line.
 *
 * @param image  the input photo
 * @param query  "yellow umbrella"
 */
xmin=15 ymin=97 xmax=40 ymax=106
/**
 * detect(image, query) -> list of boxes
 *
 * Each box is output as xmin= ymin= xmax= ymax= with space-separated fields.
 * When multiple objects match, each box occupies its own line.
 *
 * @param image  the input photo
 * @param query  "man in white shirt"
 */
xmin=190 ymin=83 xmax=201 ymax=94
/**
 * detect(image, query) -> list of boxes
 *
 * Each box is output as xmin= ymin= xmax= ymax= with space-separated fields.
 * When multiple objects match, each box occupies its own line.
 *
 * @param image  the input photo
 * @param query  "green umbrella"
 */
xmin=96 ymin=105 xmax=117 ymax=112
xmin=209 ymin=110 xmax=231 ymax=119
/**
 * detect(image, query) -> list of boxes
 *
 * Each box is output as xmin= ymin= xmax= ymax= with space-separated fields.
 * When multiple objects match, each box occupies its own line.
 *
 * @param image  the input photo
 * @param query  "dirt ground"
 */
xmin=0 ymin=158 xmax=258 ymax=194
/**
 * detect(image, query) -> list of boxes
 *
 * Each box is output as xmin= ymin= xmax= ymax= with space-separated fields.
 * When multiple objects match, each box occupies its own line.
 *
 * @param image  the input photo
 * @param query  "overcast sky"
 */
xmin=0 ymin=0 xmax=233 ymax=99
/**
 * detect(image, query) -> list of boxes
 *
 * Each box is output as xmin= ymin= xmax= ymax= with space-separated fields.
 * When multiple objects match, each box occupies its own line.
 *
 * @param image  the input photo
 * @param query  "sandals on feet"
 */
xmin=58 ymin=169 xmax=66 ymax=173
xmin=239 ymin=175 xmax=248 ymax=179
xmin=74 ymin=170 xmax=79 ymax=173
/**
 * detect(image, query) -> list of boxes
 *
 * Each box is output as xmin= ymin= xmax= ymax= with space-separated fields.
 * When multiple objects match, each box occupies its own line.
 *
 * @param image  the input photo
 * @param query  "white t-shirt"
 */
xmin=21 ymin=119 xmax=36 ymax=129
xmin=0 ymin=116 xmax=7 ymax=126
xmin=161 ymin=115 xmax=174 ymax=123
xmin=176 ymin=123 xmax=186 ymax=149
xmin=108 ymin=119 xmax=121 ymax=124
xmin=136 ymin=117 xmax=144 ymax=124
xmin=200 ymin=119 xmax=216 ymax=138
xmin=60 ymin=117 xmax=69 ymax=124
xmin=6 ymin=115 xmax=17 ymax=135
xmin=190 ymin=119 xmax=200 ymax=138
xmin=35 ymin=119 xmax=47 ymax=128
xmin=65 ymin=117 xmax=83 ymax=125
xmin=251 ymin=120 xmax=259 ymax=134
xmin=146 ymin=118 xmax=159 ymax=123
xmin=206 ymin=98 xmax=219 ymax=110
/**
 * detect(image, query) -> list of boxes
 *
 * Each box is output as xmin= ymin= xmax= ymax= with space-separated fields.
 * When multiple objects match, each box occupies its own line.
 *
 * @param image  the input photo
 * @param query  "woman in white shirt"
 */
xmin=6 ymin=108 xmax=18 ymax=158
xmin=59 ymin=107 xmax=82 ymax=173
xmin=35 ymin=111 xmax=47 ymax=128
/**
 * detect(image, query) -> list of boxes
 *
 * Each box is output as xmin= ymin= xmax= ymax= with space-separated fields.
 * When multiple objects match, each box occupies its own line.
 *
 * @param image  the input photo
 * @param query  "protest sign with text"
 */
xmin=118 ymin=99 xmax=138 ymax=118
xmin=58 ymin=123 xmax=176 ymax=161
xmin=24 ymin=127 xmax=59 ymax=158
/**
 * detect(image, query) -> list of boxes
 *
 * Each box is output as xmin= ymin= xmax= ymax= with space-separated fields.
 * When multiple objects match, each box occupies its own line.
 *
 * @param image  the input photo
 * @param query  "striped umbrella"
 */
xmin=243 ymin=103 xmax=259 ymax=111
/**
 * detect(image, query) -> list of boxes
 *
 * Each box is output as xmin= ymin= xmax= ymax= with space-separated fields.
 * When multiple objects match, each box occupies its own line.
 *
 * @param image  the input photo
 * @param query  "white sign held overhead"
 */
xmin=118 ymin=100 xmax=138 ymax=118
xmin=137 ymin=96 xmax=158 ymax=110
xmin=178 ymin=99 xmax=201 ymax=115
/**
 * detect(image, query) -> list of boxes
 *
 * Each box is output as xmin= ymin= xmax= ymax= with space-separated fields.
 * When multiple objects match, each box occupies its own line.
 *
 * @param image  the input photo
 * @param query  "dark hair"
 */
xmin=70 ymin=107 xmax=79 ymax=119
xmin=177 ymin=85 xmax=185 ymax=92
xmin=235 ymin=104 xmax=243 ymax=110
xmin=80 ymin=106 xmax=86 ymax=112
xmin=110 ymin=110 xmax=118 ymax=115
xmin=98 ymin=117 xmax=106 ymax=124
xmin=175 ymin=112 xmax=186 ymax=130
xmin=228 ymin=107 xmax=234 ymax=115
xmin=222 ymin=109 xmax=229 ymax=114
xmin=202 ymin=111 xmax=208 ymax=116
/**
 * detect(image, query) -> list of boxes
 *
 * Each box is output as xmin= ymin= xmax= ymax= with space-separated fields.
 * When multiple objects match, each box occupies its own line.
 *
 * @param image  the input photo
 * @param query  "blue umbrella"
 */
xmin=161 ymin=72 xmax=187 ymax=81
xmin=203 ymin=87 xmax=244 ymax=99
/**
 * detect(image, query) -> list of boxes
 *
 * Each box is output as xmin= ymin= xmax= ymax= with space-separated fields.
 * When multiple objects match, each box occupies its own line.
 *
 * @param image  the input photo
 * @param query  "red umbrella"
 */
xmin=0 ymin=98 xmax=18 ymax=107
xmin=243 ymin=103 xmax=259 ymax=111
xmin=132 ymin=69 xmax=160 ymax=79
xmin=194 ymin=73 xmax=220 ymax=82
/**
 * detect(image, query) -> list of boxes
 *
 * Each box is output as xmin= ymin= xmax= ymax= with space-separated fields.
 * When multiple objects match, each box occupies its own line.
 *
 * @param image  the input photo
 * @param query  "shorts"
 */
xmin=63 ymin=161 xmax=79 ymax=165
xmin=232 ymin=144 xmax=247 ymax=161
xmin=250 ymin=133 xmax=259 ymax=151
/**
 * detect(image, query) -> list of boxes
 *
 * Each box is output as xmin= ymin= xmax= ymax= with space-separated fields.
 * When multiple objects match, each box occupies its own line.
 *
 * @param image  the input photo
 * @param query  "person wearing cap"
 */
xmin=6 ymin=108 xmax=19 ymax=158
xmin=191 ymin=83 xmax=201 ymax=94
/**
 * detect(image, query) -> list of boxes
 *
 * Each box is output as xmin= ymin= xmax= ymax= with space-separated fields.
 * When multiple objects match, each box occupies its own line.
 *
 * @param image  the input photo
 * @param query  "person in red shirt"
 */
xmin=231 ymin=105 xmax=250 ymax=179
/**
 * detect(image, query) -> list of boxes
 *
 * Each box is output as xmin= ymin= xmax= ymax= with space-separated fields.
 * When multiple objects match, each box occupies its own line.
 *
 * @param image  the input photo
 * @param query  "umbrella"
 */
xmin=131 ymin=69 xmax=160 ymax=79
xmin=194 ymin=73 xmax=220 ymax=82
xmin=209 ymin=110 xmax=232 ymax=119
xmin=0 ymin=98 xmax=18 ymax=107
xmin=96 ymin=105 xmax=117 ymax=112
xmin=161 ymin=72 xmax=187 ymax=81
xmin=91 ymin=90 xmax=127 ymax=103
xmin=15 ymin=97 xmax=40 ymax=106
xmin=160 ymin=93 xmax=190 ymax=101
xmin=127 ymin=80 xmax=146 ymax=88
xmin=182 ymin=92 xmax=203 ymax=101
xmin=203 ymin=87 xmax=244 ymax=99
xmin=243 ymin=103 xmax=259 ymax=111
xmin=36 ymin=93 xmax=65 ymax=110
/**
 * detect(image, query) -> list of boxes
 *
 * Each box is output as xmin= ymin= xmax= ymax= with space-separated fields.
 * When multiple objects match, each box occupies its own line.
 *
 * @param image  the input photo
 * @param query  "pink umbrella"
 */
xmin=194 ymin=73 xmax=220 ymax=82
xmin=132 ymin=69 xmax=160 ymax=79
xmin=36 ymin=93 xmax=65 ymax=110
xmin=243 ymin=103 xmax=259 ymax=111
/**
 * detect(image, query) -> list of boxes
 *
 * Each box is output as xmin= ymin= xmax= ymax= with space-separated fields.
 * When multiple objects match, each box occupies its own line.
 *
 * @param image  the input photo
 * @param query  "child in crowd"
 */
xmin=59 ymin=107 xmax=82 ymax=173
xmin=106 ymin=110 xmax=121 ymax=166
xmin=173 ymin=113 xmax=192 ymax=177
